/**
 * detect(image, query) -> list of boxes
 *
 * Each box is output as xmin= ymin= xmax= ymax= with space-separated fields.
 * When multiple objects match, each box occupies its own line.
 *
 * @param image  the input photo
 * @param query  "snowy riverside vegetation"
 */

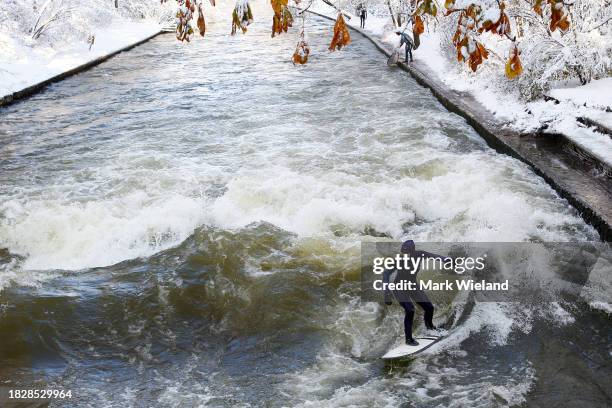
xmin=338 ymin=0 xmax=611 ymax=99
xmin=1 ymin=0 xmax=610 ymax=161
xmin=0 ymin=0 xmax=172 ymax=96
xmin=1 ymin=0 xmax=163 ymax=42
xmin=325 ymin=0 xmax=611 ymax=162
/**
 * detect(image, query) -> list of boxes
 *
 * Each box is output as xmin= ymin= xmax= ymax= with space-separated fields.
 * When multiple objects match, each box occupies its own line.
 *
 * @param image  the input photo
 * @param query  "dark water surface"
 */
xmin=0 ymin=9 xmax=609 ymax=408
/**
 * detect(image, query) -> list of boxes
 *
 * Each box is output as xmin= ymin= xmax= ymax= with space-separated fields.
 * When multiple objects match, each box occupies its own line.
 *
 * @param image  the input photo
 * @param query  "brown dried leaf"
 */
xmin=293 ymin=39 xmax=310 ymax=64
xmin=414 ymin=15 xmax=425 ymax=35
xmin=272 ymin=4 xmax=293 ymax=37
xmin=549 ymin=0 xmax=570 ymax=31
xmin=329 ymin=14 xmax=351 ymax=51
xmin=468 ymin=41 xmax=488 ymax=71
xmin=197 ymin=4 xmax=206 ymax=37
xmin=480 ymin=2 xmax=510 ymax=37
xmin=533 ymin=0 xmax=544 ymax=16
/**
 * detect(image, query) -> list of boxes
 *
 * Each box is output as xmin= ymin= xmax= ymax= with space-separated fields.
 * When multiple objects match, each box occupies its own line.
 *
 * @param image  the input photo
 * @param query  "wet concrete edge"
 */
xmin=0 ymin=30 xmax=166 ymax=108
xmin=306 ymin=9 xmax=612 ymax=241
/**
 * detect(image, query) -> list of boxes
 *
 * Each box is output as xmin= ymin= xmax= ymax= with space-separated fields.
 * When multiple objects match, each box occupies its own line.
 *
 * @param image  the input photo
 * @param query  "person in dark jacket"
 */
xmin=359 ymin=5 xmax=367 ymax=28
xmin=383 ymin=240 xmax=448 ymax=345
xmin=395 ymin=30 xmax=413 ymax=62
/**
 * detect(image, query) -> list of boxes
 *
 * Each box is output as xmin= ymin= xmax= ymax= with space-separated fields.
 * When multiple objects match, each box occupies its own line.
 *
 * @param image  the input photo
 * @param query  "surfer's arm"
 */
xmin=382 ymin=268 xmax=394 ymax=305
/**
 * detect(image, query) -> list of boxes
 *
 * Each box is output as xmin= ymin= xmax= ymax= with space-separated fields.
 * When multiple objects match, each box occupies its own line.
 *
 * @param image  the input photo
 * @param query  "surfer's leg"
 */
xmin=418 ymin=301 xmax=435 ymax=330
xmin=412 ymin=289 xmax=435 ymax=330
xmin=399 ymin=301 xmax=416 ymax=341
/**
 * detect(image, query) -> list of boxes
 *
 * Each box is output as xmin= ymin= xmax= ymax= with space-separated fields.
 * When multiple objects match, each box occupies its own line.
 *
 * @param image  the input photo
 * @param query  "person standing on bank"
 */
xmin=383 ymin=240 xmax=448 ymax=346
xmin=359 ymin=5 xmax=367 ymax=29
xmin=395 ymin=30 xmax=414 ymax=62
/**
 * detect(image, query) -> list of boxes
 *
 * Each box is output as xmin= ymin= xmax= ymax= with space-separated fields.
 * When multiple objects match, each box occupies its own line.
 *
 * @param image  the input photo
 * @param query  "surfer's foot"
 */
xmin=425 ymin=327 xmax=446 ymax=336
xmin=406 ymin=338 xmax=419 ymax=346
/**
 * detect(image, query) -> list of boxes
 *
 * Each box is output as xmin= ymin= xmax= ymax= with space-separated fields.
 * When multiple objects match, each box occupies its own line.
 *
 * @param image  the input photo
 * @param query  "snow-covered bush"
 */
xmin=0 ymin=0 xmax=167 ymax=48
xmin=510 ymin=0 xmax=612 ymax=99
xmin=355 ymin=0 xmax=611 ymax=100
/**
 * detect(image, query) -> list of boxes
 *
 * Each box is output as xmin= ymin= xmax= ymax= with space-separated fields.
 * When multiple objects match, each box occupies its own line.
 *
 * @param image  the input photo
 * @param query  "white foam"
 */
xmin=589 ymin=301 xmax=612 ymax=314
xmin=0 ymin=193 xmax=205 ymax=271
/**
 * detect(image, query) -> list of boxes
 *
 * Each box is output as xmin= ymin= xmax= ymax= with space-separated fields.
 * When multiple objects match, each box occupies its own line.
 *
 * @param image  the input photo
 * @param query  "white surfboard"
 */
xmin=382 ymin=336 xmax=442 ymax=360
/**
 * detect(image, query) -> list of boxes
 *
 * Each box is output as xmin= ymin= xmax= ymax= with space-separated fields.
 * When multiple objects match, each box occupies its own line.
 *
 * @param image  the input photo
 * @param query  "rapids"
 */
xmin=0 ymin=5 xmax=609 ymax=407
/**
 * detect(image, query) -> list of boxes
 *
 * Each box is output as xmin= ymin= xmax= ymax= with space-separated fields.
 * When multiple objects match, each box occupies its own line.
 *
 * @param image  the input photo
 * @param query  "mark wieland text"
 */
xmin=372 ymin=279 xmax=509 ymax=291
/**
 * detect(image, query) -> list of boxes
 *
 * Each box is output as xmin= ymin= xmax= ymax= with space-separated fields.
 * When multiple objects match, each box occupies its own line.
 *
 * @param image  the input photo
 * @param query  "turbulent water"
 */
xmin=0 ymin=8 xmax=610 ymax=408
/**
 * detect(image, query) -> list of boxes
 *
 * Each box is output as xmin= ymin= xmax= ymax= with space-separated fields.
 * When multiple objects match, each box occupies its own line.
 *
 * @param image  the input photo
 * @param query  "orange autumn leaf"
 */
xmin=271 ymin=0 xmax=287 ymax=14
xmin=533 ymin=0 xmax=544 ymax=16
xmin=456 ymin=37 xmax=468 ymax=62
xmin=412 ymin=15 xmax=425 ymax=49
xmin=549 ymin=0 xmax=570 ymax=31
xmin=470 ymin=41 xmax=488 ymax=71
xmin=465 ymin=4 xmax=479 ymax=28
xmin=451 ymin=4 xmax=479 ymax=45
xmin=505 ymin=46 xmax=522 ymax=79
xmin=533 ymin=0 xmax=570 ymax=32
xmin=293 ymin=39 xmax=310 ymax=64
xmin=451 ymin=15 xmax=463 ymax=44
xmin=271 ymin=3 xmax=293 ymax=37
xmin=556 ymin=15 xmax=570 ymax=31
xmin=329 ymin=14 xmax=351 ymax=51
xmin=480 ymin=2 xmax=510 ymax=37
xmin=197 ymin=4 xmax=206 ymax=36
xmin=413 ymin=15 xmax=425 ymax=35
xmin=456 ymin=37 xmax=488 ymax=72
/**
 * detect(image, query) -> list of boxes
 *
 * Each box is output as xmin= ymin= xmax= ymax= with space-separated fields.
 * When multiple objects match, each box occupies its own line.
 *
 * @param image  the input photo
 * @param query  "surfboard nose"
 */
xmin=382 ymin=336 xmax=442 ymax=360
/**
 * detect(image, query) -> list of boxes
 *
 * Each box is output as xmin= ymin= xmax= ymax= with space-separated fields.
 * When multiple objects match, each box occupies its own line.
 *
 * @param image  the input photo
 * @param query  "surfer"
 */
xmin=383 ymin=240 xmax=448 ymax=346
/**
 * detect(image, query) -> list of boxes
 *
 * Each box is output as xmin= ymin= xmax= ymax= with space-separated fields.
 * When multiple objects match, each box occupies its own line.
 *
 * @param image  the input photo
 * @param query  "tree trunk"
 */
xmin=387 ymin=0 xmax=397 ymax=27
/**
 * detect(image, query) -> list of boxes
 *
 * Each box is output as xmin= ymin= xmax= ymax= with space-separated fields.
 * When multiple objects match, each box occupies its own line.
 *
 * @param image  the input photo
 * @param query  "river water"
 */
xmin=0 ymin=7 xmax=609 ymax=408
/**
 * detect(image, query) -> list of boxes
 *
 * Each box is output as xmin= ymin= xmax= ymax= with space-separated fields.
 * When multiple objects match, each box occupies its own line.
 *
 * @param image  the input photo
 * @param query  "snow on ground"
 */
xmin=0 ymin=18 xmax=162 ymax=99
xmin=550 ymin=78 xmax=612 ymax=111
xmin=309 ymin=1 xmax=612 ymax=167
xmin=585 ymin=110 xmax=612 ymax=130
xmin=0 ymin=0 xmax=175 ymax=101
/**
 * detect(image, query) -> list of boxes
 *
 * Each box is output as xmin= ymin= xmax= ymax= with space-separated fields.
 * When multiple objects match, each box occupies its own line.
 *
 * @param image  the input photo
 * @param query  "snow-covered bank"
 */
xmin=550 ymin=78 xmax=612 ymax=111
xmin=0 ymin=0 xmax=173 ymax=102
xmin=309 ymin=1 xmax=612 ymax=167
xmin=0 ymin=19 xmax=162 ymax=99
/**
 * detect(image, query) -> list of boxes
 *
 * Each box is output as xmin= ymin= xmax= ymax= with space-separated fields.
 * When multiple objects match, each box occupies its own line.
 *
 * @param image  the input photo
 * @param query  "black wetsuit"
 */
xmin=383 ymin=250 xmax=441 ymax=342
